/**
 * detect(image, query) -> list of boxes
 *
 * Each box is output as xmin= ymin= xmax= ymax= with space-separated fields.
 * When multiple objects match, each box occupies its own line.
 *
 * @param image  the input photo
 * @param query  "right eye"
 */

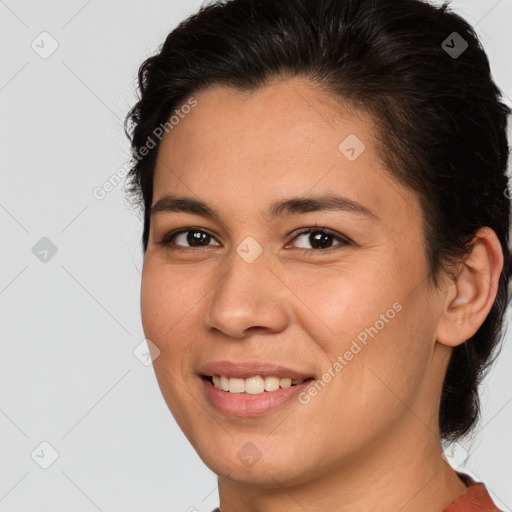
xmin=158 ymin=228 xmax=221 ymax=250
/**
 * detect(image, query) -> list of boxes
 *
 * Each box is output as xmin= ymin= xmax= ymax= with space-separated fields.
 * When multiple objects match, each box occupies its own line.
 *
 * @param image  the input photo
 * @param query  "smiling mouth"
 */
xmin=204 ymin=375 xmax=315 ymax=394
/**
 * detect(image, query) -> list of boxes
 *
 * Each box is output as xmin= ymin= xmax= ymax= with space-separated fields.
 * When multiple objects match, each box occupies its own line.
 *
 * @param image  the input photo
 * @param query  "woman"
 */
xmin=124 ymin=0 xmax=510 ymax=510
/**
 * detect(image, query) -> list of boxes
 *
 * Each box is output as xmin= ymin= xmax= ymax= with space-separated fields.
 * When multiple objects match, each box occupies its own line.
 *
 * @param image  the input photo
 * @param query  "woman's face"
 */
xmin=141 ymin=78 xmax=451 ymax=486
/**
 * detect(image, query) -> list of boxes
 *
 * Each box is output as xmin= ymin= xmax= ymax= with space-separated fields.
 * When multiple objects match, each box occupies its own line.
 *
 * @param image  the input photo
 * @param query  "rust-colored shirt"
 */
xmin=211 ymin=472 xmax=502 ymax=511
xmin=443 ymin=472 xmax=502 ymax=511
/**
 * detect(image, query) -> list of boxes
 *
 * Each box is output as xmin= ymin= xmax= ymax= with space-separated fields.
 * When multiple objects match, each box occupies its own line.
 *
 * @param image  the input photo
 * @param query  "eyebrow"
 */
xmin=150 ymin=194 xmax=380 ymax=222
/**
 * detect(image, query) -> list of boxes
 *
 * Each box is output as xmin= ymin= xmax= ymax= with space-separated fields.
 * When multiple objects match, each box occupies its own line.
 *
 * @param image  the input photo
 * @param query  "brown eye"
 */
xmin=288 ymin=228 xmax=351 ymax=250
xmin=160 ymin=228 xmax=221 ymax=248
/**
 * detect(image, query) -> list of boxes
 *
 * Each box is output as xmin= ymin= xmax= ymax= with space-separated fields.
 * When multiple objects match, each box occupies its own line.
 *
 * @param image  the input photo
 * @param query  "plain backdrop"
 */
xmin=1 ymin=0 xmax=511 ymax=511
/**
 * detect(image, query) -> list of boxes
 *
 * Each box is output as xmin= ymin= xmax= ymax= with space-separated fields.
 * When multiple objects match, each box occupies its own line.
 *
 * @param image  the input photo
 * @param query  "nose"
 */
xmin=202 ymin=247 xmax=290 ymax=339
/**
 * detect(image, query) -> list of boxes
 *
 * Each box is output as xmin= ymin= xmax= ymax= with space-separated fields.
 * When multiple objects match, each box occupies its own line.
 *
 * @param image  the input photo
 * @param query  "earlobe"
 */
xmin=436 ymin=227 xmax=504 ymax=348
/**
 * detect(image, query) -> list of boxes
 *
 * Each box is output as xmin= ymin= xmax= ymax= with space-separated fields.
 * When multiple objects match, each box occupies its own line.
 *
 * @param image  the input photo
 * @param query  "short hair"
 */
xmin=124 ymin=0 xmax=511 ymax=443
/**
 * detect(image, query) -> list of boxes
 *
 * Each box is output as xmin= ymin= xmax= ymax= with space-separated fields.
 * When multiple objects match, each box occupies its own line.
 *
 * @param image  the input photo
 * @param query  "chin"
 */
xmin=192 ymin=436 xmax=314 ymax=487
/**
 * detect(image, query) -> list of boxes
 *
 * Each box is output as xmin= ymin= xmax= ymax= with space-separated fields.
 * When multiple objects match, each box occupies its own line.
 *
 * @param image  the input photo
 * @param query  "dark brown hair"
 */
xmin=124 ymin=0 xmax=511 ymax=442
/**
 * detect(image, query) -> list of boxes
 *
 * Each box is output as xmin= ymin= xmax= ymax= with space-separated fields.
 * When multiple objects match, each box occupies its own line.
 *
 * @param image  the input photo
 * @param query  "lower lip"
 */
xmin=201 ymin=377 xmax=314 ymax=417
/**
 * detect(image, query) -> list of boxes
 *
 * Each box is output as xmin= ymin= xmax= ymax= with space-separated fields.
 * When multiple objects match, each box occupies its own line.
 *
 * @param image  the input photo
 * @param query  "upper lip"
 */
xmin=199 ymin=361 xmax=315 ymax=380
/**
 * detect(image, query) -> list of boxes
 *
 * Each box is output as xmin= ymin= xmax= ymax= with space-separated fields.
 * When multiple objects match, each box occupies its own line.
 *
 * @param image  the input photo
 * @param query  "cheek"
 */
xmin=288 ymin=262 xmax=398 ymax=345
xmin=324 ymin=293 xmax=435 ymax=430
xmin=140 ymin=259 xmax=203 ymax=427
xmin=294 ymin=262 xmax=430 ymax=405
xmin=140 ymin=266 xmax=167 ymax=343
xmin=140 ymin=259 xmax=199 ymax=351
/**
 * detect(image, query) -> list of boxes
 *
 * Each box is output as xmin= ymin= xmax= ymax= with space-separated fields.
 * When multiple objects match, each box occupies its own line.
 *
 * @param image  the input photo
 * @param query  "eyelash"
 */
xmin=158 ymin=226 xmax=352 ymax=254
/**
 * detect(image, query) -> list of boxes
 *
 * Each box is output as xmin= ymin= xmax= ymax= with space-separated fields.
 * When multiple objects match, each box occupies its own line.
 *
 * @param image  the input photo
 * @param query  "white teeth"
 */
xmin=264 ymin=376 xmax=280 ymax=391
xmin=245 ymin=376 xmax=265 ymax=394
xmin=220 ymin=375 xmax=230 ymax=392
xmin=280 ymin=378 xmax=292 ymax=388
xmin=211 ymin=375 xmax=306 ymax=394
xmin=228 ymin=377 xmax=245 ymax=393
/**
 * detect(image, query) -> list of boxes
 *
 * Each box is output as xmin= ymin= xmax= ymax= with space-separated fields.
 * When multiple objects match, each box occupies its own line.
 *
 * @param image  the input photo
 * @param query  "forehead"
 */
xmin=157 ymin=78 xmax=374 ymax=168
xmin=152 ymin=78 xmax=419 ymax=226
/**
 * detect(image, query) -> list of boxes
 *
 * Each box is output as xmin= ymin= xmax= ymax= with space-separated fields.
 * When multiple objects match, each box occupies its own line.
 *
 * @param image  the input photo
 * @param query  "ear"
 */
xmin=436 ymin=227 xmax=504 ymax=347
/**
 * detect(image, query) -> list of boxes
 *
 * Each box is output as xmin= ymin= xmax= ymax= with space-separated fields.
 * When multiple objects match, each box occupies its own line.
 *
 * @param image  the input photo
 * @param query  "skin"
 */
xmin=140 ymin=77 xmax=503 ymax=511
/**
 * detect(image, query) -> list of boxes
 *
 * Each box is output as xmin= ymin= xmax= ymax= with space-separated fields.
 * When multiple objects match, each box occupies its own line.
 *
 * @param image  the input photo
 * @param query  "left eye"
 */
xmin=286 ymin=228 xmax=351 ymax=250
xmin=159 ymin=227 xmax=351 ymax=251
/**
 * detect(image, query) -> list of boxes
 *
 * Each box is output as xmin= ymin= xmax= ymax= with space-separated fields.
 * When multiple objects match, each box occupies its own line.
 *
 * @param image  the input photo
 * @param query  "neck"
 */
xmin=217 ymin=416 xmax=467 ymax=512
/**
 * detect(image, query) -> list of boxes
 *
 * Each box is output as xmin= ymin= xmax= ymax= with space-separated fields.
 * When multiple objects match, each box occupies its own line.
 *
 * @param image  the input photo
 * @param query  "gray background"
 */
xmin=0 ymin=1 xmax=511 ymax=511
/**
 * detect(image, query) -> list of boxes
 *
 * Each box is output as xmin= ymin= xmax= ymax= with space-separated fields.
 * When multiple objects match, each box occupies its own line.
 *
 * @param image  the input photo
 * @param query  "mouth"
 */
xmin=200 ymin=374 xmax=316 ymax=417
xmin=202 ymin=374 xmax=315 ymax=394
xmin=198 ymin=361 xmax=317 ymax=416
